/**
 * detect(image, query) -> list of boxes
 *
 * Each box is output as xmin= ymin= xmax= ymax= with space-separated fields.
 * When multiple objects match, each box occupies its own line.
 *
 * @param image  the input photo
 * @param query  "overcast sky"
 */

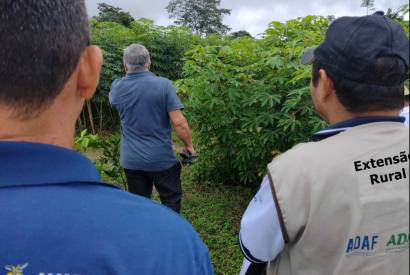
xmin=85 ymin=0 xmax=409 ymax=36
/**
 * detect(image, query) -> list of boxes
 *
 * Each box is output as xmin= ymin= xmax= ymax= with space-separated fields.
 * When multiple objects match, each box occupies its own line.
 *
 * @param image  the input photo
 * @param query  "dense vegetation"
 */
xmin=179 ymin=16 xmax=329 ymax=184
xmin=81 ymin=18 xmax=229 ymax=133
xmin=80 ymin=11 xmax=409 ymax=186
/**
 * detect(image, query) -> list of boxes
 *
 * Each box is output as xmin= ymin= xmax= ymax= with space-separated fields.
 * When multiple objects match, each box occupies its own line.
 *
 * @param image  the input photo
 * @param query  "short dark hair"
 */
xmin=312 ymin=56 xmax=406 ymax=113
xmin=0 ymin=0 xmax=90 ymax=118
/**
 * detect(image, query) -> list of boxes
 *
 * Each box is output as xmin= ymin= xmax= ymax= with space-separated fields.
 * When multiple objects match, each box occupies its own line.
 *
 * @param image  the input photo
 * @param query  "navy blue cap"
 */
xmin=302 ymin=11 xmax=409 ymax=85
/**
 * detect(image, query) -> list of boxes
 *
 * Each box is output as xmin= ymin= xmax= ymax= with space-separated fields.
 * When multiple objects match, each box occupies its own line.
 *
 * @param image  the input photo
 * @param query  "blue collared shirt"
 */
xmin=0 ymin=141 xmax=213 ymax=275
xmin=109 ymin=71 xmax=184 ymax=171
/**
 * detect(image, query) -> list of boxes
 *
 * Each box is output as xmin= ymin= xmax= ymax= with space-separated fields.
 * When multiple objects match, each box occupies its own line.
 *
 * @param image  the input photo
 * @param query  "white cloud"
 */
xmin=85 ymin=0 xmax=409 ymax=36
xmin=226 ymin=7 xmax=270 ymax=35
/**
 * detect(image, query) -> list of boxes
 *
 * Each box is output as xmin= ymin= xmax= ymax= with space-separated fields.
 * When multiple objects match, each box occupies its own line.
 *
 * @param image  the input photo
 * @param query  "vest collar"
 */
xmin=312 ymin=116 xmax=405 ymax=141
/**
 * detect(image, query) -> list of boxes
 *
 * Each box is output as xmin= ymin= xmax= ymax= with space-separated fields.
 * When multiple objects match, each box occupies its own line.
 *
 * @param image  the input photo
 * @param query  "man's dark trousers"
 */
xmin=124 ymin=163 xmax=182 ymax=213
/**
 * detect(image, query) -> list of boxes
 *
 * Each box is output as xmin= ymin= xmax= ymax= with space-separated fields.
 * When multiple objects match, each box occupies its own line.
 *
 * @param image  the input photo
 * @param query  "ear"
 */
xmin=317 ymin=69 xmax=335 ymax=104
xmin=123 ymin=61 xmax=128 ymax=73
xmin=77 ymin=45 xmax=103 ymax=100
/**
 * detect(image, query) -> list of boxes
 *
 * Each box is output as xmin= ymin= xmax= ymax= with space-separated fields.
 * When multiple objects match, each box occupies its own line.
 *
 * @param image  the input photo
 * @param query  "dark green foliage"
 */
xmin=94 ymin=134 xmax=127 ymax=188
xmin=133 ymin=20 xmax=203 ymax=80
xmin=94 ymin=3 xmax=134 ymax=27
xmin=75 ymin=131 xmax=126 ymax=189
xmin=166 ymin=0 xmax=231 ymax=35
xmin=386 ymin=4 xmax=409 ymax=22
xmin=177 ymin=16 xmax=330 ymax=185
xmin=80 ymin=19 xmax=203 ymax=134
xmin=89 ymin=21 xmax=135 ymax=132
xmin=230 ymin=30 xmax=253 ymax=39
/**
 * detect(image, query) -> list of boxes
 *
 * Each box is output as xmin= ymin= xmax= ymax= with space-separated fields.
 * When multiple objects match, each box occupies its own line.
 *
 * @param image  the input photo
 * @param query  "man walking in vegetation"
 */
xmin=109 ymin=44 xmax=195 ymax=213
xmin=239 ymin=11 xmax=409 ymax=275
xmin=0 ymin=1 xmax=212 ymax=274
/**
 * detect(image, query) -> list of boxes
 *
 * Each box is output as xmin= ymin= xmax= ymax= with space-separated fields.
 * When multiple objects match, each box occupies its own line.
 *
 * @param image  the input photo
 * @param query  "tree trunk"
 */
xmin=77 ymin=115 xmax=84 ymax=132
xmin=99 ymin=100 xmax=103 ymax=134
xmin=82 ymin=108 xmax=87 ymax=130
xmin=109 ymin=106 xmax=117 ymax=129
xmin=86 ymin=100 xmax=96 ymax=135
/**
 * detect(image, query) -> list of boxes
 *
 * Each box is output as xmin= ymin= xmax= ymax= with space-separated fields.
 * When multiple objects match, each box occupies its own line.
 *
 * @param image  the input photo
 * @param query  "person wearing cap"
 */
xmin=400 ymin=86 xmax=409 ymax=127
xmin=239 ymin=12 xmax=409 ymax=275
xmin=0 ymin=1 xmax=212 ymax=274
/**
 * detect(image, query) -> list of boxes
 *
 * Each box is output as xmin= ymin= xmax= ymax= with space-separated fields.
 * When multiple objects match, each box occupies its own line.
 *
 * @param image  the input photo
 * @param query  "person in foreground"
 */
xmin=239 ymin=12 xmax=409 ymax=275
xmin=0 ymin=1 xmax=212 ymax=274
xmin=109 ymin=44 xmax=194 ymax=213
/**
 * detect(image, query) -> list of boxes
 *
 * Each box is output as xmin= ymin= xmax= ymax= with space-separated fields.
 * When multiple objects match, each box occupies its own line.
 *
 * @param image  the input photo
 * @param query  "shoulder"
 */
xmin=109 ymin=77 xmax=126 ymax=96
xmin=268 ymin=141 xmax=317 ymax=170
xmin=269 ymin=130 xmax=358 ymax=170
xmin=152 ymin=76 xmax=174 ymax=88
xmin=15 ymin=184 xmax=211 ymax=274
xmin=155 ymin=75 xmax=172 ymax=83
xmin=143 ymin=74 xmax=173 ymax=91
xmin=267 ymin=139 xmax=335 ymax=187
xmin=111 ymin=77 xmax=125 ymax=88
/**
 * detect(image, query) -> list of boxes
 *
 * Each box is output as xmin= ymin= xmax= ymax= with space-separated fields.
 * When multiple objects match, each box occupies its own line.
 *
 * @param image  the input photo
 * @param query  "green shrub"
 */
xmin=74 ymin=129 xmax=100 ymax=152
xmin=178 ymin=16 xmax=329 ymax=185
xmin=75 ymin=131 xmax=126 ymax=189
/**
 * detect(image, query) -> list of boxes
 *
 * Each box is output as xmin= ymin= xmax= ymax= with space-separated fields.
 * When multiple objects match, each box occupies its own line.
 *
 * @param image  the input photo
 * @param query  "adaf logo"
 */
xmin=4 ymin=263 xmax=28 ymax=275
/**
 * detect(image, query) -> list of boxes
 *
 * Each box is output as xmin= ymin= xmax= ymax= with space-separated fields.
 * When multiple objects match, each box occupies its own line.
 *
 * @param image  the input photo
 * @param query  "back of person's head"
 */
xmin=0 ymin=0 xmax=90 ymax=118
xmin=304 ymin=12 xmax=409 ymax=113
xmin=312 ymin=57 xmax=407 ymax=112
xmin=123 ymin=44 xmax=151 ymax=72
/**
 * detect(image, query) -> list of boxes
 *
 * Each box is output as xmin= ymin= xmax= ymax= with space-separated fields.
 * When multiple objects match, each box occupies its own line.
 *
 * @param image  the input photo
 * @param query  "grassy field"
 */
xmin=179 ymin=172 xmax=256 ymax=274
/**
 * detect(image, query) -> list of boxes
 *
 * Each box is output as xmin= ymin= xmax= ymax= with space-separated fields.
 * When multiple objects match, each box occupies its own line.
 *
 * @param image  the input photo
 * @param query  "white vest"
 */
xmin=266 ymin=122 xmax=409 ymax=275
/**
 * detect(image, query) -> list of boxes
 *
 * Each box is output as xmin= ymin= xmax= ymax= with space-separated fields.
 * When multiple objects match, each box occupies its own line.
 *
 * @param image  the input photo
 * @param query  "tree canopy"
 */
xmin=386 ymin=4 xmax=409 ymax=22
xmin=230 ymin=30 xmax=253 ymax=39
xmin=94 ymin=3 xmax=135 ymax=27
xmin=166 ymin=0 xmax=231 ymax=35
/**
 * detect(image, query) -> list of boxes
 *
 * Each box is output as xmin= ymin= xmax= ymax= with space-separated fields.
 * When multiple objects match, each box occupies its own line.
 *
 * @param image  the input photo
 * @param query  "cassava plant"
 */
xmin=177 ymin=16 xmax=330 ymax=185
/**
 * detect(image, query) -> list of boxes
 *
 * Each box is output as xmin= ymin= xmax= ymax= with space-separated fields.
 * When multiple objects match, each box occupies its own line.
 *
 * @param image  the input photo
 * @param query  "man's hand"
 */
xmin=179 ymin=149 xmax=198 ymax=166
xmin=185 ymin=145 xmax=195 ymax=155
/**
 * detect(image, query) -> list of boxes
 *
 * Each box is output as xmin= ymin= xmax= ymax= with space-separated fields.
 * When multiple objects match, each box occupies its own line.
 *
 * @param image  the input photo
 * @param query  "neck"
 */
xmin=326 ymin=109 xmax=401 ymax=125
xmin=0 ymin=104 xmax=78 ymax=149
xmin=127 ymin=68 xmax=149 ymax=74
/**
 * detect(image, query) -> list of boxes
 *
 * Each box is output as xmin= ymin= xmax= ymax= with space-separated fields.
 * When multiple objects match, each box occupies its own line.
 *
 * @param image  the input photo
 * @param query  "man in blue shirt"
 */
xmin=109 ymin=44 xmax=195 ymax=213
xmin=0 ymin=1 xmax=212 ymax=274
